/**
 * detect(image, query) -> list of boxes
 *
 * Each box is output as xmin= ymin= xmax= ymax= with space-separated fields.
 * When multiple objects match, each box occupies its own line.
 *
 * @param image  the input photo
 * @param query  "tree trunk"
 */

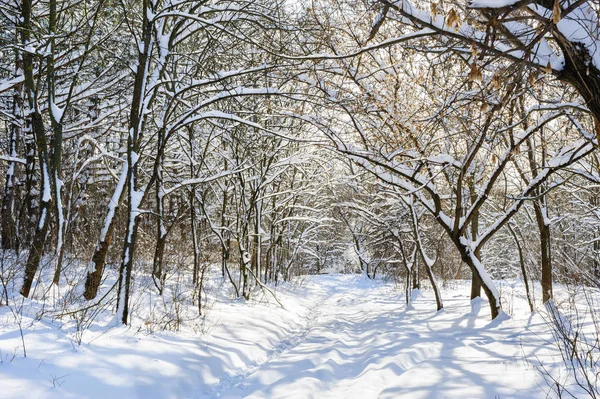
xmin=115 ymin=151 xmax=142 ymax=324
xmin=1 ymin=37 xmax=23 ymax=251
xmin=83 ymin=165 xmax=127 ymax=300
xmin=422 ymin=259 xmax=443 ymax=311
xmin=152 ymin=168 xmax=166 ymax=293
xmin=21 ymin=136 xmax=37 ymax=247
xmin=409 ymin=201 xmax=443 ymax=311
xmin=48 ymin=0 xmax=65 ymax=285
xmin=398 ymin=240 xmax=413 ymax=306
xmin=470 ymin=184 xmax=482 ymax=300
xmin=254 ymin=201 xmax=262 ymax=282
xmin=412 ymin=257 xmax=419 ymax=290
xmin=534 ymin=203 xmax=553 ymax=303
xmin=189 ymin=127 xmax=200 ymax=286
xmin=508 ymin=224 xmax=534 ymax=313
xmin=457 ymin=243 xmax=500 ymax=319
xmin=20 ymin=0 xmax=52 ymax=297
xmin=470 ymin=272 xmax=482 ymax=301
xmin=115 ymin=0 xmax=153 ymax=324
xmin=191 ymin=190 xmax=200 ymax=285
xmin=21 ymin=160 xmax=51 ymax=297
xmin=197 ymin=264 xmax=206 ymax=316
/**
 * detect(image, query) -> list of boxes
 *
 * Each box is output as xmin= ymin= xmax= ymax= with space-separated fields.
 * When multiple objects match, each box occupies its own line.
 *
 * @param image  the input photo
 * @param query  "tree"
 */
xmin=371 ymin=0 xmax=600 ymax=134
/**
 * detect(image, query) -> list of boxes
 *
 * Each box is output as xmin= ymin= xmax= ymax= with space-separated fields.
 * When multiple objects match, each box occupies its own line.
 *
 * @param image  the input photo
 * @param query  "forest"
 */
xmin=1 ymin=0 xmax=599 ymax=397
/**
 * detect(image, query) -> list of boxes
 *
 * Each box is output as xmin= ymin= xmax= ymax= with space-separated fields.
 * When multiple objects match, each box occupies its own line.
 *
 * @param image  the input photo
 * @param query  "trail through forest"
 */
xmin=211 ymin=275 xmax=552 ymax=399
xmin=0 ymin=274 xmax=579 ymax=398
xmin=3 ymin=0 xmax=600 ymax=397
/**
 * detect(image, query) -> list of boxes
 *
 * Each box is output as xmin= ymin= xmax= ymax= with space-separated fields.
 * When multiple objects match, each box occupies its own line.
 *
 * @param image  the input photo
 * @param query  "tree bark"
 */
xmin=409 ymin=200 xmax=443 ymax=311
xmin=469 ymin=184 xmax=482 ymax=300
xmin=534 ymin=202 xmax=553 ymax=303
xmin=83 ymin=166 xmax=127 ymax=300
xmin=115 ymin=0 xmax=153 ymax=324
xmin=20 ymin=0 xmax=52 ymax=298
xmin=456 ymin=243 xmax=500 ymax=319
xmin=49 ymin=0 xmax=65 ymax=285
xmin=152 ymin=163 xmax=166 ymax=293
xmin=1 ymin=40 xmax=23 ymax=251
xmin=191 ymin=189 xmax=200 ymax=285
xmin=508 ymin=224 xmax=534 ymax=312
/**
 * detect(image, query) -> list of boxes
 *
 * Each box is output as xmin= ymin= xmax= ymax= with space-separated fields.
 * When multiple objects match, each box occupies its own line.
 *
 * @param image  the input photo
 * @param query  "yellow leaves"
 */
xmin=430 ymin=2 xmax=438 ymax=16
xmin=481 ymin=102 xmax=490 ymax=113
xmin=535 ymin=23 xmax=545 ymax=36
xmin=545 ymin=61 xmax=553 ymax=74
xmin=552 ymin=0 xmax=561 ymax=24
xmin=529 ymin=73 xmax=536 ymax=86
xmin=471 ymin=43 xmax=478 ymax=57
xmin=446 ymin=8 xmax=461 ymax=32
xmin=468 ymin=61 xmax=482 ymax=82
xmin=491 ymin=72 xmax=501 ymax=90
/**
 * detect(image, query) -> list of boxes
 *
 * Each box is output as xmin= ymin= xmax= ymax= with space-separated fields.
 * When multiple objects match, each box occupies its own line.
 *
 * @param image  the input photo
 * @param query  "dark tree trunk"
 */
xmin=84 ymin=234 xmax=113 ymax=300
xmin=191 ymin=190 xmax=200 ymax=285
xmin=21 ymin=137 xmax=37 ymax=247
xmin=152 ymin=186 xmax=166 ymax=292
xmin=457 ymin=244 xmax=500 ymax=319
xmin=470 ymin=184 xmax=481 ymax=300
xmin=20 ymin=0 xmax=52 ymax=297
xmin=116 ymin=0 xmax=153 ymax=324
xmin=83 ymin=171 xmax=127 ymax=300
xmin=48 ymin=0 xmax=65 ymax=286
xmin=116 ymin=158 xmax=142 ymax=324
xmin=412 ymin=257 xmax=419 ymax=290
xmin=20 ymin=164 xmax=50 ymax=298
xmin=1 ymin=38 xmax=23 ymax=251
xmin=151 ymin=125 xmax=168 ymax=291
xmin=508 ymin=224 xmax=534 ymax=312
xmin=21 ymin=118 xmax=51 ymax=298
xmin=470 ymin=272 xmax=482 ymax=301
xmin=534 ymin=203 xmax=553 ymax=303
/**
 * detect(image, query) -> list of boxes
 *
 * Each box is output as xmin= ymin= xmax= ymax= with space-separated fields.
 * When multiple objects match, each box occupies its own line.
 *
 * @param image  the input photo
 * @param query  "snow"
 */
xmin=459 ymin=237 xmax=500 ymax=303
xmin=163 ymin=168 xmax=246 ymax=196
xmin=50 ymin=98 xmax=64 ymax=123
xmin=0 ymin=155 xmax=27 ymax=164
xmin=0 ymin=273 xmax=592 ymax=398
xmin=469 ymin=0 xmax=600 ymax=71
xmin=55 ymin=175 xmax=65 ymax=256
xmin=555 ymin=3 xmax=600 ymax=71
xmin=0 ymin=76 xmax=25 ymax=95
xmin=42 ymin=163 xmax=52 ymax=202
xmin=427 ymin=154 xmax=461 ymax=167
xmin=37 ymin=208 xmax=47 ymax=230
xmin=469 ymin=0 xmax=519 ymax=8
xmin=99 ymin=163 xmax=128 ymax=242
xmin=391 ymin=0 xmax=565 ymax=71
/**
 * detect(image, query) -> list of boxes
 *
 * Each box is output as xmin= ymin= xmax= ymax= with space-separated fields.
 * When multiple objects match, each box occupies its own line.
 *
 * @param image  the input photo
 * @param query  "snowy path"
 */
xmin=1 ymin=274 xmax=561 ymax=398
xmin=212 ymin=275 xmax=548 ymax=399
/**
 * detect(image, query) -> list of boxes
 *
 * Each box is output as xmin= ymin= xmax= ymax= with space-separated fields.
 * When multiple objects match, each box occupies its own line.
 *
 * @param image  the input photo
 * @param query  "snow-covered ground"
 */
xmin=0 ymin=274 xmax=589 ymax=398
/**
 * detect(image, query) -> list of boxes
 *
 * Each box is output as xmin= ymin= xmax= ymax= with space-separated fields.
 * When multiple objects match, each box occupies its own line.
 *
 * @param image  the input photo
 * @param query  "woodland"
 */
xmin=1 ymin=0 xmax=600 ymax=397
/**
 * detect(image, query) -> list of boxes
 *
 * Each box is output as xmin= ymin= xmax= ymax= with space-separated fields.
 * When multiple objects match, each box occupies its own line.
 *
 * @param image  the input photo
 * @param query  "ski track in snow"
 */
xmin=203 ymin=275 xmax=553 ymax=399
xmin=201 ymin=301 xmax=324 ymax=398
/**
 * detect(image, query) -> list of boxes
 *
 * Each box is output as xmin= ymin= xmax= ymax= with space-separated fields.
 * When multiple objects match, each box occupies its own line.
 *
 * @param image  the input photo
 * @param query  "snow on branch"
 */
xmin=163 ymin=167 xmax=248 ymax=196
xmin=0 ymin=155 xmax=26 ymax=164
